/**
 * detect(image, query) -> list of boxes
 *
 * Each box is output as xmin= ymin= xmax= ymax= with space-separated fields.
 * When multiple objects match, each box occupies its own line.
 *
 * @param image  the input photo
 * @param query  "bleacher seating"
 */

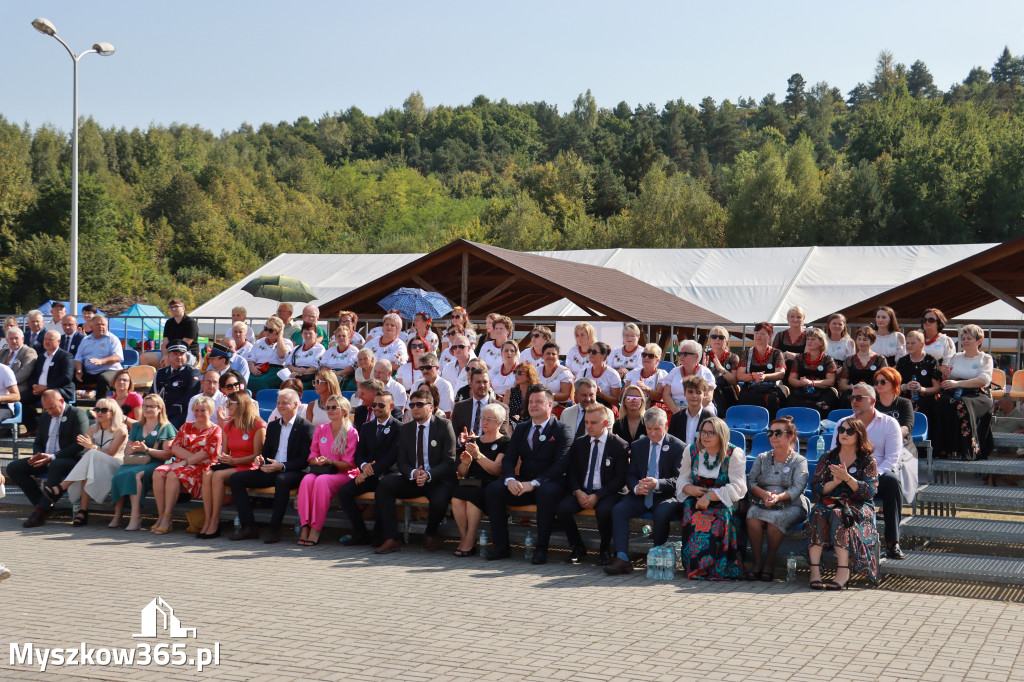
xmin=724 ymin=405 xmax=769 ymax=437
xmin=777 ymin=406 xmax=821 ymax=438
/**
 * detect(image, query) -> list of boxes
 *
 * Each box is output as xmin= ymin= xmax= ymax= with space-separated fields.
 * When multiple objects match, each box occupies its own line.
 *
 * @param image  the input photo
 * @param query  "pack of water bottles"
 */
xmin=645 ymin=545 xmax=676 ymax=581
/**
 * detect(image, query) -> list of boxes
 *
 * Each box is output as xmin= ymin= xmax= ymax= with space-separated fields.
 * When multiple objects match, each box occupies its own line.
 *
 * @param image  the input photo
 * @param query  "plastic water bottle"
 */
xmin=233 ymin=513 xmax=241 ymax=530
xmin=816 ymin=438 xmax=825 ymax=458
xmin=910 ymin=374 xmax=920 ymax=402
xmin=646 ymin=546 xmax=660 ymax=579
xmin=663 ymin=546 xmax=675 ymax=580
xmin=640 ymin=524 xmax=653 ymax=537
xmin=479 ymin=529 xmax=488 ymax=559
xmin=523 ymin=530 xmax=535 ymax=560
xmin=786 ymin=552 xmax=797 ymax=582
xmin=953 ymin=387 xmax=963 ymax=400
xmin=294 ymin=522 xmax=302 ymax=537
xmin=673 ymin=541 xmax=683 ymax=571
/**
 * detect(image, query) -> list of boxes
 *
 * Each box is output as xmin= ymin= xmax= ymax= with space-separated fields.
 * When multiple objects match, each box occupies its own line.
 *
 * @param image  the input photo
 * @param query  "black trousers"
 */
xmin=484 ymin=479 xmax=566 ymax=553
xmin=555 ymin=492 xmax=618 ymax=551
xmin=78 ymin=369 xmax=120 ymax=399
xmin=7 ymin=456 xmax=77 ymax=511
xmin=877 ymin=471 xmax=903 ymax=544
xmin=375 ymin=473 xmax=455 ymax=541
xmin=336 ymin=476 xmax=380 ymax=539
xmin=228 ymin=469 xmax=305 ymax=529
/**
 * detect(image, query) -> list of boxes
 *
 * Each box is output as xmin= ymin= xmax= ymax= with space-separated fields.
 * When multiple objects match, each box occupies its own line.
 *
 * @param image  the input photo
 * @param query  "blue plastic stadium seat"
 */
xmin=724 ymin=405 xmax=770 ymax=437
xmin=255 ymin=389 xmax=279 ymax=423
xmin=750 ymin=431 xmax=771 ymax=457
xmin=122 ymin=347 xmax=139 ymax=368
xmin=729 ymin=431 xmax=746 ymax=452
xmin=658 ymin=360 xmax=676 ymax=373
xmin=911 ymin=412 xmax=928 ymax=442
xmin=301 ymin=389 xmax=319 ymax=405
xmin=822 ymin=408 xmax=853 ymax=433
xmin=777 ymin=406 xmax=822 ymax=438
xmin=341 ymin=390 xmax=356 ymax=402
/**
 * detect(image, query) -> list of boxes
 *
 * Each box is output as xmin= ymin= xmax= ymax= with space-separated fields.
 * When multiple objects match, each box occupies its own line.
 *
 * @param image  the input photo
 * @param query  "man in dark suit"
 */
xmin=352 ymin=379 xmax=401 ymax=425
xmin=59 ymin=315 xmax=86 ymax=358
xmin=6 ymin=390 xmax=89 ymax=527
xmin=605 ymin=407 xmax=686 ymax=575
xmin=24 ymin=330 xmax=75 ymax=435
xmin=229 ymin=388 xmax=315 ymax=543
xmin=23 ymin=310 xmax=47 ymax=351
xmin=451 ymin=368 xmax=511 ymax=445
xmin=484 ymin=387 xmax=572 ymax=565
xmin=668 ymin=375 xmax=715 ymax=446
xmin=336 ymin=390 xmax=402 ymax=546
xmin=373 ymin=388 xmax=457 ymax=553
xmin=556 ymin=404 xmax=629 ymax=566
xmin=1 ymin=327 xmax=39 ymax=400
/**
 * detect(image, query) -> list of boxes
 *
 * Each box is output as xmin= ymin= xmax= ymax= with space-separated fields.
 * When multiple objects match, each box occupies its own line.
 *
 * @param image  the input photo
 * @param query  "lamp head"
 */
xmin=31 ymin=17 xmax=58 ymax=36
xmin=93 ymin=42 xmax=115 ymax=56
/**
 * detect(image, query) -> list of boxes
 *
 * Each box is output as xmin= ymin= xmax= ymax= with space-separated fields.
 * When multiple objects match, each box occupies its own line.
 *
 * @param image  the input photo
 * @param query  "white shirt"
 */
xmin=488 ymin=363 xmax=517 ymax=395
xmin=384 ymin=377 xmax=408 ymax=409
xmin=609 ymin=346 xmax=642 ymax=372
xmin=248 ymin=337 xmax=293 ymax=364
xmin=825 ymin=336 xmax=855 ymax=363
xmin=395 ymin=363 xmax=422 ymax=392
xmin=441 ymin=360 xmax=472 ymax=393
xmin=412 ymin=419 xmax=432 ymax=476
xmin=946 ymin=351 xmax=993 ymax=385
xmin=923 ymin=334 xmax=956 ymax=364
xmin=538 ymin=364 xmax=574 ymax=397
xmin=0 ymin=363 xmax=16 ymax=394
xmin=412 ymin=376 xmax=455 ymax=412
xmin=235 ymin=341 xmax=254 ymax=360
xmin=275 ymin=415 xmax=296 ymax=464
xmin=830 ymin=411 xmax=903 ymax=475
xmin=477 ymin=340 xmax=504 ymax=370
xmin=319 ymin=344 xmax=358 ymax=371
xmin=45 ymin=406 xmax=65 ymax=455
xmin=675 ymin=445 xmax=747 ymax=507
xmin=872 ymin=333 xmax=906 ymax=361
xmin=681 ymin=407 xmax=704 ymax=446
xmin=583 ymin=365 xmax=622 ymax=397
xmin=520 ymin=347 xmax=545 ymax=369
xmin=438 ymin=346 xmax=476 ymax=367
xmin=624 ymin=367 xmax=667 ymax=393
xmin=187 ymin=392 xmax=227 ymax=424
xmin=582 ymin=431 xmax=608 ymax=491
xmin=635 ymin=439 xmax=664 ymax=493
xmin=290 ymin=343 xmax=325 ymax=368
xmin=37 ymin=350 xmax=57 ymax=387
xmin=660 ymin=365 xmax=717 ymax=403
xmin=565 ymin=346 xmax=591 ymax=378
xmin=364 ymin=336 xmax=408 ymax=367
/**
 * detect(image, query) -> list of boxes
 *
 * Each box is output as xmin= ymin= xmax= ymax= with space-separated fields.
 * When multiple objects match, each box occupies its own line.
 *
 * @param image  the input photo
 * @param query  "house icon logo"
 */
xmin=133 ymin=597 xmax=197 ymax=639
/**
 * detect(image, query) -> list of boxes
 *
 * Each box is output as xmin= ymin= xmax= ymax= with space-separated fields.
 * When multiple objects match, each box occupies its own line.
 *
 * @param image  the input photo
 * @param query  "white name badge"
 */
xmin=783 ymin=466 xmax=791 ymax=473
xmin=320 ymin=437 xmax=328 ymax=444
xmin=242 ymin=434 xmax=250 ymax=441
xmin=430 ymin=440 xmax=437 ymax=447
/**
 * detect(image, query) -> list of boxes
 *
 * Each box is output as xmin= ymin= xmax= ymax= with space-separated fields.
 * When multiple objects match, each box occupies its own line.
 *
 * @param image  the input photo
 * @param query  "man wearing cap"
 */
xmin=208 ymin=341 xmax=250 ymax=384
xmin=154 ymin=340 xmax=201 ymax=428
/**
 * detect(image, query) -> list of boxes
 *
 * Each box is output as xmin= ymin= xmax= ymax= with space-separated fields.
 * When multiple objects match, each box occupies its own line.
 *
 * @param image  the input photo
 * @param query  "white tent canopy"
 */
xmin=193 ymin=244 xmax=1024 ymax=330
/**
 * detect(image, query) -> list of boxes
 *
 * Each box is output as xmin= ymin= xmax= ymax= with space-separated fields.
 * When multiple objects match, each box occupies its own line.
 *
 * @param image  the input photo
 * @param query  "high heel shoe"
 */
xmin=824 ymin=565 xmax=851 ymax=590
xmin=452 ymin=544 xmax=478 ymax=557
xmin=108 ymin=517 xmax=122 ymax=529
xmin=42 ymin=484 xmax=65 ymax=504
xmin=808 ymin=563 xmax=824 ymax=590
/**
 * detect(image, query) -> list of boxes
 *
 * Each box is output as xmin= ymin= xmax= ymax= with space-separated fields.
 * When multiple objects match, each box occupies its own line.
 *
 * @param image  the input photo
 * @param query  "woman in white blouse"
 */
xmin=661 ymin=416 xmax=747 ymax=580
xmin=933 ymin=324 xmax=994 ymax=460
xmin=871 ymin=306 xmax=906 ymax=366
xmin=583 ymin=342 xmax=622 ymax=411
xmin=363 ymin=313 xmax=408 ymax=368
xmin=476 ymin=314 xmax=512 ymax=369
xmin=335 ymin=311 xmax=365 ymax=348
xmin=824 ymin=313 xmax=855 ymax=364
xmin=610 ymin=323 xmax=643 ymax=377
xmin=246 ymin=315 xmax=294 ymax=393
xmin=659 ymin=339 xmax=716 ymax=414
xmin=320 ymin=325 xmax=358 ymax=390
xmin=566 ymin=322 xmax=595 ymax=377
xmin=286 ymin=324 xmax=326 ymax=389
xmin=520 ymin=326 xmax=552 ymax=368
xmin=353 ymin=348 xmax=375 ymax=385
xmin=920 ymin=308 xmax=956 ymax=365
xmin=538 ymin=342 xmax=574 ymax=407
xmin=624 ymin=343 xmax=668 ymax=406
xmin=488 ymin=340 xmax=520 ymax=397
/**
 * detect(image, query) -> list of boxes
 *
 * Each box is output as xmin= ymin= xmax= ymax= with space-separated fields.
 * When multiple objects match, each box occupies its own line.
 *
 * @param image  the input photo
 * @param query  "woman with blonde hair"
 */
xmin=42 ymin=398 xmax=128 ymax=527
xmin=566 ymin=322 xmax=595 ymax=377
xmin=613 ymin=384 xmax=648 ymax=443
xmin=196 ymin=392 xmax=266 ymax=538
xmin=623 ymin=343 xmax=668 ymax=407
xmin=305 ymin=367 xmax=341 ymax=426
xmin=786 ymin=327 xmax=839 ymax=416
xmin=247 ymin=315 xmax=293 ymax=393
xmin=610 ymin=323 xmax=643 ymax=377
xmin=109 ymin=394 xmax=177 ymax=530
xmin=824 ymin=313 xmax=854 ymax=363
xmin=297 ymin=395 xmax=359 ymax=546
xmin=364 ymin=312 xmax=408 ymax=368
xmin=703 ymin=325 xmax=739 ymax=413
xmin=773 ymin=305 xmax=807 ymax=360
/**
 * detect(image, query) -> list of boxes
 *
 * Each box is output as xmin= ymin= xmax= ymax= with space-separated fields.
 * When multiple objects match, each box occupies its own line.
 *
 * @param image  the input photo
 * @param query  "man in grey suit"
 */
xmin=373 ymin=388 xmax=457 ymax=554
xmin=5 ymin=390 xmax=89 ymax=527
xmin=1 ymin=327 xmax=39 ymax=400
xmin=559 ymin=378 xmax=598 ymax=440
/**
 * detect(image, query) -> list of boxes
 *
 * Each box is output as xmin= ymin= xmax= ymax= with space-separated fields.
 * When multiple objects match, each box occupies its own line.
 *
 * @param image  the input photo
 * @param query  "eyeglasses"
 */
xmin=452 ymin=314 xmax=463 ymax=318
xmin=588 ymin=349 xmax=605 ymax=356
xmin=420 ymin=365 xmax=437 ymax=370
xmin=625 ymin=396 xmax=643 ymax=402
xmin=325 ymin=405 xmax=343 ymax=411
xmin=372 ymin=402 xmax=389 ymax=409
xmin=921 ymin=317 xmax=938 ymax=324
xmin=850 ymin=395 xmax=872 ymax=402
xmin=836 ymin=425 xmax=858 ymax=435
xmin=409 ymin=401 xmax=431 ymax=409
xmin=531 ymin=333 xmax=544 ymax=338
xmin=766 ymin=429 xmax=792 ymax=438
xmin=699 ymin=430 xmax=717 ymax=437
xmin=94 ymin=407 xmax=110 ymax=414
xmin=874 ymin=379 xmax=888 ymax=386
xmin=481 ymin=416 xmax=501 ymax=423
xmin=228 ymin=400 xmax=240 ymax=406
xmin=143 ymin=404 xmax=158 ymax=409
xmin=641 ymin=353 xmax=658 ymax=359
xmin=680 ymin=351 xmax=698 ymax=357
xmin=709 ymin=334 xmax=726 ymax=340
xmin=451 ymin=344 xmax=466 ymax=350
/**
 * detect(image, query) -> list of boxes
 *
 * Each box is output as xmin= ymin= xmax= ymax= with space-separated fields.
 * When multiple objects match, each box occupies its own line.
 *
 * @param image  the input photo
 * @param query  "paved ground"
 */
xmin=1 ymin=507 xmax=1023 ymax=682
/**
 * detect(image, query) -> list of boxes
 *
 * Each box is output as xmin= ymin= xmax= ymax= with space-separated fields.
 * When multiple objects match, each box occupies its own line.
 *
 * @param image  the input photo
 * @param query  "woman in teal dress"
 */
xmin=108 ymin=394 xmax=177 ymax=531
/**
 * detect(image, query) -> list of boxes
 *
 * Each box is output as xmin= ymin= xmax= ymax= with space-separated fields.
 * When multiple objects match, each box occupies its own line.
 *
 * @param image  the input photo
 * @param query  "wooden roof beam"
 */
xmin=962 ymin=273 xmax=1024 ymax=315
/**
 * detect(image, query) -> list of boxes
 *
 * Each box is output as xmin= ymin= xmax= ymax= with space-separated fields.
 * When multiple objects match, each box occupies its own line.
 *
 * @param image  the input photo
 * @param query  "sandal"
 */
xmin=808 ymin=562 xmax=824 ymax=590
xmin=297 ymin=539 xmax=318 ymax=547
xmin=42 ymin=484 xmax=64 ymax=504
xmin=453 ymin=545 xmax=478 ymax=558
xmin=72 ymin=510 xmax=89 ymax=527
xmin=759 ymin=571 xmax=774 ymax=582
xmin=824 ymin=565 xmax=851 ymax=591
xmin=743 ymin=569 xmax=759 ymax=581
xmin=151 ymin=525 xmax=172 ymax=535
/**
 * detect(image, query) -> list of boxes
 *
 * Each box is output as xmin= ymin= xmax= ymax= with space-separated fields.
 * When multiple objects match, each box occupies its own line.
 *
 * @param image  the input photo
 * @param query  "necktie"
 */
xmin=61 ymin=335 xmax=69 ymax=351
xmin=531 ymin=424 xmax=541 ymax=450
xmin=645 ymin=442 xmax=659 ymax=508
xmin=473 ymin=401 xmax=481 ymax=434
xmin=416 ymin=424 xmax=425 ymax=469
xmin=575 ymin=411 xmax=586 ymax=438
xmin=585 ymin=438 xmax=600 ymax=494
xmin=376 ymin=422 xmax=385 ymax=441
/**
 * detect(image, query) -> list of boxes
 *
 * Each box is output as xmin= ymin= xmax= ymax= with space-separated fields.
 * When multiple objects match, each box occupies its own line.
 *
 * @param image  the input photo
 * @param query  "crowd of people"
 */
xmin=1 ymin=300 xmax=1014 ymax=587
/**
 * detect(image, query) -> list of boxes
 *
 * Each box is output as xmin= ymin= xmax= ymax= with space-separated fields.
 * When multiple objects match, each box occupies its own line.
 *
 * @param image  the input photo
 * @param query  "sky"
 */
xmin=3 ymin=1 xmax=1024 ymax=135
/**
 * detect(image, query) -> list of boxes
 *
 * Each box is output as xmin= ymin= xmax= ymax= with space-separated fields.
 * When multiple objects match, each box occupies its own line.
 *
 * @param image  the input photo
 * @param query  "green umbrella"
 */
xmin=241 ymin=275 xmax=317 ymax=303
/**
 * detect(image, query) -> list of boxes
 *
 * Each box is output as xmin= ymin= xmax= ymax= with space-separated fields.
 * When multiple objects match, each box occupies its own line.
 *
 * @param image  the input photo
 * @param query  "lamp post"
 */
xmin=30 ymin=17 xmax=115 ymax=318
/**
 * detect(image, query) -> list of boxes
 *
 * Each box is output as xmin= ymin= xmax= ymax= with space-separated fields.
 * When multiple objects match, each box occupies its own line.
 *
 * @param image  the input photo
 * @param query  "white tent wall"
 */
xmin=192 ymin=243 xmax=1024 ymax=337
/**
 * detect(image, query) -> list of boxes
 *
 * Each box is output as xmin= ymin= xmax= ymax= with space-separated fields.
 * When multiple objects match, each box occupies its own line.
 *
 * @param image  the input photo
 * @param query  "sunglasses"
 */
xmin=625 ymin=396 xmax=643 ymax=402
xmin=408 ymin=401 xmax=432 ymax=409
xmin=874 ymin=379 xmax=888 ymax=386
xmin=410 ymin=344 xmax=425 ymax=350
xmin=588 ymin=349 xmax=605 ymax=356
xmin=709 ymin=334 xmax=726 ymax=340
xmin=850 ymin=395 xmax=872 ymax=402
xmin=371 ymin=402 xmax=389 ymax=409
xmin=313 ymin=379 xmax=324 ymax=386
xmin=228 ymin=400 xmax=240 ymax=406
xmin=263 ymin=327 xmax=276 ymax=334
xmin=515 ymin=370 xmax=527 ymax=375
xmin=223 ymin=382 xmax=240 ymax=389
xmin=325 ymin=405 xmax=343 ymax=411
xmin=531 ymin=333 xmax=544 ymax=338
xmin=94 ymin=407 xmax=110 ymax=414
xmin=450 ymin=344 xmax=466 ymax=350
xmin=766 ymin=429 xmax=792 ymax=438
xmin=836 ymin=425 xmax=858 ymax=436
xmin=420 ymin=365 xmax=437 ymax=370
xmin=921 ymin=317 xmax=938 ymax=324
xmin=641 ymin=353 xmax=658 ymax=359
xmin=680 ymin=351 xmax=698 ymax=357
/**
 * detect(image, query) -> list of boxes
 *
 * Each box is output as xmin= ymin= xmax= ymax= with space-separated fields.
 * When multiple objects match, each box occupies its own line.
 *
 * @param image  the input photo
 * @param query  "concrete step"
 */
xmin=915 ymin=484 xmax=1024 ymax=511
xmin=880 ymin=551 xmax=1024 ymax=585
xmin=901 ymin=515 xmax=1024 ymax=544
xmin=930 ymin=458 xmax=1024 ymax=477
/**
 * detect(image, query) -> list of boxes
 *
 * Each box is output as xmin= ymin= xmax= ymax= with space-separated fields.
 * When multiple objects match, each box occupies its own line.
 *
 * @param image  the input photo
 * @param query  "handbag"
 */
xmin=309 ymin=463 xmax=336 ymax=475
xmin=123 ymin=453 xmax=152 ymax=466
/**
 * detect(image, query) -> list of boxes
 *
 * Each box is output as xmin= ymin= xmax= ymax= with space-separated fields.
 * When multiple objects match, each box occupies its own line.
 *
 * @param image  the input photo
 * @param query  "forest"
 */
xmin=1 ymin=49 xmax=1024 ymax=312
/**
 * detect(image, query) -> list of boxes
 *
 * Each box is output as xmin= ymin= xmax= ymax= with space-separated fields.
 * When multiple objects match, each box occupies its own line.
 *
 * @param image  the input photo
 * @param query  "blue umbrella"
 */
xmin=378 ymin=287 xmax=453 ymax=321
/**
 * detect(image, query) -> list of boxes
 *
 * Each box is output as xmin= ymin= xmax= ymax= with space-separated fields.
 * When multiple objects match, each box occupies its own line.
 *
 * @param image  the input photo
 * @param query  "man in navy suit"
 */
xmin=373 ymin=388 xmax=457 ymax=554
xmin=605 ymin=407 xmax=685 ymax=575
xmin=24 ymin=330 xmax=75 ymax=434
xmin=555 ymin=403 xmax=629 ymax=566
xmin=484 ymin=387 xmax=572 ymax=565
xmin=336 ymin=390 xmax=401 ymax=546
xmin=59 ymin=315 xmax=86 ymax=358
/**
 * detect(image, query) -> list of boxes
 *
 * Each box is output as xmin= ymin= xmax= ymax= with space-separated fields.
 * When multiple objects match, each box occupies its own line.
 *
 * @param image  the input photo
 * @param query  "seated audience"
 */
xmin=623 ymin=343 xmax=667 ymax=407
xmin=452 ymin=402 xmax=511 ymax=557
xmin=26 ymin=330 xmax=74 ymax=435
xmin=397 ymin=337 xmax=427 ymax=391
xmin=208 ymin=340 xmax=250 ymax=384
xmin=560 ymin=378 xmax=598 ymax=440
xmin=373 ymin=359 xmax=408 ymax=412
xmin=871 ymin=367 xmax=920 ymax=558
xmin=613 ymin=384 xmax=648 ymax=443
xmin=504 ymin=361 xmax=540 ymax=424
xmin=736 ymin=322 xmax=788 ymax=419
xmin=305 ymin=368 xmax=341 ymax=426
xmin=110 ymin=369 xmax=144 ymax=426
xmin=41 ymin=399 xmax=128 ymax=527
xmin=933 ymin=324 xmax=994 ymax=461
xmin=488 ymin=340 xmax=520 ymax=397
xmin=804 ymin=418 xmax=879 ymax=589
xmin=154 ymin=341 xmax=202 ymax=428
xmin=404 ymin=312 xmax=440 ymax=351
xmin=320 ymin=325 xmax=358 ymax=390
xmin=277 ymin=303 xmax=300 ymax=341
xmin=336 ymin=310 xmax=365 ymax=347
xmin=60 ymin=314 xmax=86 ymax=357
xmin=24 ymin=310 xmax=46 ymax=350
xmin=188 ymin=370 xmax=226 ymax=424
xmin=231 ymin=321 xmax=254 ymax=359
xmin=660 ymin=340 xmax=716 ymax=415
xmin=0 ymin=363 xmax=20 ymax=425
xmin=80 ymin=304 xmax=98 ymax=336
xmin=786 ymin=327 xmax=838 ymax=416
xmin=583 ymin=342 xmax=622 ymax=410
xmin=2 ymin=327 xmax=38 ymax=403
xmin=452 ymin=368 xmax=509 ymax=440
xmin=267 ymin=378 xmax=306 ymax=422
xmin=837 ymin=326 xmax=887 ymax=408
xmin=703 ymin=326 xmax=739 ymax=414
xmin=297 ymin=394 xmax=359 ymax=546
xmin=444 ymin=306 xmax=476 ymax=349
xmin=286 ymin=323 xmax=326 ymax=389
xmin=108 ymin=394 xmax=177 ymax=531
xmin=289 ymin=304 xmax=328 ymax=348
xmin=872 ymin=306 xmax=906 ymax=365
xmin=229 ymin=389 xmax=314 ymax=543
xmin=44 ymin=302 xmax=66 ymax=333
xmin=231 ymin=305 xmax=256 ymax=345
xmin=772 ymin=305 xmax=807 ymax=360
xmin=354 ymin=347 xmax=375 ymax=384
xmin=477 ymin=315 xmax=513 ymax=370
xmin=520 ymin=326 xmax=552 ymax=369
xmin=246 ymin=315 xmax=293 ymax=393
xmin=364 ymin=313 xmax=408 ymax=368
xmin=895 ymin=329 xmax=941 ymax=420
xmin=74 ymin=315 xmax=124 ymax=399
xmin=566 ymin=322 xmax=595 ymax=378
xmin=668 ymin=375 xmax=716 ymax=446
xmin=441 ymin=334 xmax=474 ymax=393
xmin=920 ymin=308 xmax=956 ymax=365
xmin=538 ymin=342 xmax=575 ymax=407
xmin=150 ymin=396 xmax=222 ymax=534
xmin=610 ymin=323 xmax=644 ymax=377
xmin=824 ymin=313 xmax=855 ymax=363
xmin=746 ymin=416 xmax=810 ymax=580
xmin=411 ymin=353 xmax=455 ymax=414
xmin=196 ymin=392 xmax=266 ymax=539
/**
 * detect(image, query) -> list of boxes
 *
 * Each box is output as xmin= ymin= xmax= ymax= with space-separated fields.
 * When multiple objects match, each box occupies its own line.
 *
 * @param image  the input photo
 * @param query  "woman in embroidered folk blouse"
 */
xmin=871 ymin=306 xmax=906 ymax=366
xmin=660 ymin=340 xmax=716 ymax=415
xmin=583 ymin=342 xmax=622 ymax=409
xmin=837 ymin=326 xmax=887 ymax=409
xmin=920 ymin=308 xmax=956 ymax=365
xmin=824 ymin=313 xmax=855 ymax=364
xmin=287 ymin=323 xmax=326 ymax=389
xmin=566 ymin=322 xmax=595 ymax=378
xmin=610 ymin=323 xmax=643 ymax=378
xmin=703 ymin=325 xmax=739 ymax=414
xmin=736 ymin=322 xmax=787 ymax=419
xmin=623 ymin=343 xmax=668 ymax=408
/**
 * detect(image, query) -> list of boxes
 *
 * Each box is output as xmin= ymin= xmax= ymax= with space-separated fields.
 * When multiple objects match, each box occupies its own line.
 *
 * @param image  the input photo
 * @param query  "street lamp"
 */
xmin=31 ymin=17 xmax=115 ymax=318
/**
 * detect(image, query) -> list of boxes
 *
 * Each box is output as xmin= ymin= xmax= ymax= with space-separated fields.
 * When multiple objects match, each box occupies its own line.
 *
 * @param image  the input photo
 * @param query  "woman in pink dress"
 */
xmin=296 ymin=394 xmax=359 ymax=546
xmin=150 ymin=396 xmax=222 ymax=535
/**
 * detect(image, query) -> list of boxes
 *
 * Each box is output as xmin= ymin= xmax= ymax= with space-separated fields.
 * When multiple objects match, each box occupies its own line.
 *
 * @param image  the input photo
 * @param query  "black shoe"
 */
xmin=531 ymin=549 xmax=548 ymax=565
xmin=340 ymin=532 xmax=369 ymax=546
xmin=229 ymin=526 xmax=260 ymax=541
xmin=196 ymin=532 xmax=208 ymax=540
xmin=598 ymin=551 xmax=612 ymax=567
xmin=887 ymin=543 xmax=905 ymax=560
xmin=568 ymin=545 xmax=587 ymax=564
xmin=486 ymin=547 xmax=511 ymax=561
xmin=23 ymin=510 xmax=47 ymax=528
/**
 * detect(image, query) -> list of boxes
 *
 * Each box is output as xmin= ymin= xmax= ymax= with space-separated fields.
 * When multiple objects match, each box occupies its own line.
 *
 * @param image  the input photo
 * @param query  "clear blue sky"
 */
xmin=4 ymin=0 xmax=1023 ymax=134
